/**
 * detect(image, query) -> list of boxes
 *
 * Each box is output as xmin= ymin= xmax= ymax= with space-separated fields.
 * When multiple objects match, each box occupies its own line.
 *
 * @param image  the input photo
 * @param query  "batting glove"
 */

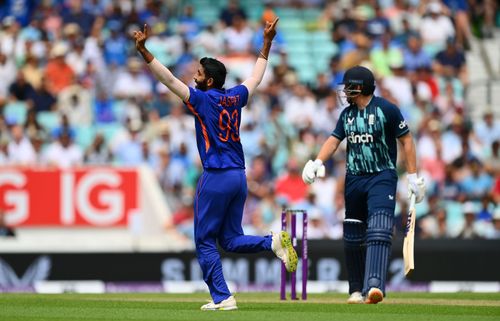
xmin=302 ymin=159 xmax=325 ymax=185
xmin=407 ymin=173 xmax=426 ymax=203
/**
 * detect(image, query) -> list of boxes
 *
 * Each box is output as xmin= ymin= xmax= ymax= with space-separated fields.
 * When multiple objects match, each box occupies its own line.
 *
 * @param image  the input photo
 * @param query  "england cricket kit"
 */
xmin=332 ymin=96 xmax=409 ymax=296
xmin=184 ymin=85 xmax=272 ymax=304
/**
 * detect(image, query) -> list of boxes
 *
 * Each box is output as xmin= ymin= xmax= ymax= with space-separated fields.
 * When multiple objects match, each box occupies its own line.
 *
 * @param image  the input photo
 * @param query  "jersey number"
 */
xmin=218 ymin=109 xmax=240 ymax=142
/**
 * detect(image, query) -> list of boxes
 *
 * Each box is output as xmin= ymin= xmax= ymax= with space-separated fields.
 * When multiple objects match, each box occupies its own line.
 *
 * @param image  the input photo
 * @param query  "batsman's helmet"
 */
xmin=340 ymin=65 xmax=376 ymax=96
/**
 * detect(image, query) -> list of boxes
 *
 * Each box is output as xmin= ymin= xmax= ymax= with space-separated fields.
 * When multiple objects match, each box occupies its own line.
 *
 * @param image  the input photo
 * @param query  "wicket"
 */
xmin=280 ymin=209 xmax=308 ymax=300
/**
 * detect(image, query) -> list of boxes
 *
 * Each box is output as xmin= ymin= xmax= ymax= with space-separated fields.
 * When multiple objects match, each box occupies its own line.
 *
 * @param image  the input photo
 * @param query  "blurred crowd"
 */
xmin=0 ymin=0 xmax=499 ymax=241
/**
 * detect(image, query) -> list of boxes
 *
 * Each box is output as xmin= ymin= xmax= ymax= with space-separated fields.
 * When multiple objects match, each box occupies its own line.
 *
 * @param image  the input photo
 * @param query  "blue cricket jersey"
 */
xmin=183 ymin=85 xmax=249 ymax=169
xmin=332 ymin=96 xmax=410 ymax=175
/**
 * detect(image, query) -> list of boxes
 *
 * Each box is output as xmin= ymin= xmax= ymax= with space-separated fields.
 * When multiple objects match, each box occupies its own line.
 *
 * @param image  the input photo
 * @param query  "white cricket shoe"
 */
xmin=347 ymin=291 xmax=364 ymax=304
xmin=271 ymin=231 xmax=298 ymax=273
xmin=200 ymin=295 xmax=238 ymax=311
xmin=365 ymin=287 xmax=383 ymax=304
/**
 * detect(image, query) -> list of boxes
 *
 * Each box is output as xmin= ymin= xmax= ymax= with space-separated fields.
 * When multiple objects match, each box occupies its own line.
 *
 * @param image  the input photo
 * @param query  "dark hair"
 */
xmin=200 ymin=57 xmax=227 ymax=89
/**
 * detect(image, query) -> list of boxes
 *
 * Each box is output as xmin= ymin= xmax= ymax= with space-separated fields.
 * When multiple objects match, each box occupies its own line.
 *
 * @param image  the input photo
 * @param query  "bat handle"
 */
xmin=409 ymin=192 xmax=416 ymax=208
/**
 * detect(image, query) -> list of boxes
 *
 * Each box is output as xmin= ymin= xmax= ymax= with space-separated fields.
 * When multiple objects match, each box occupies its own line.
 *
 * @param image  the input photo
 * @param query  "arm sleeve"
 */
xmin=233 ymin=85 xmax=249 ymax=107
xmin=242 ymin=57 xmax=267 ymax=97
xmin=386 ymin=103 xmax=410 ymax=137
xmin=148 ymin=58 xmax=190 ymax=101
xmin=184 ymin=87 xmax=205 ymax=113
xmin=331 ymin=108 xmax=347 ymax=140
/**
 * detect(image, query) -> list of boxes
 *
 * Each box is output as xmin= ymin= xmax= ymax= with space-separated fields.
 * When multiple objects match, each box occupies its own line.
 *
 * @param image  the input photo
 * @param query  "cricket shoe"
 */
xmin=200 ymin=296 xmax=238 ymax=311
xmin=365 ymin=287 xmax=383 ymax=304
xmin=271 ymin=231 xmax=298 ymax=272
xmin=347 ymin=291 xmax=364 ymax=304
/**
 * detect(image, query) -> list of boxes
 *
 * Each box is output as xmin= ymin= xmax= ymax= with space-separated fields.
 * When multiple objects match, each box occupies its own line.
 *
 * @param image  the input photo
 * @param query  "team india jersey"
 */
xmin=332 ymin=96 xmax=409 ymax=175
xmin=183 ymin=85 xmax=249 ymax=169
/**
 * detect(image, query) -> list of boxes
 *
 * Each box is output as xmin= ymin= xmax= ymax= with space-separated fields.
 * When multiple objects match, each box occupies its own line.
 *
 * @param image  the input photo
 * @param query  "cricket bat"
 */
xmin=403 ymin=193 xmax=416 ymax=276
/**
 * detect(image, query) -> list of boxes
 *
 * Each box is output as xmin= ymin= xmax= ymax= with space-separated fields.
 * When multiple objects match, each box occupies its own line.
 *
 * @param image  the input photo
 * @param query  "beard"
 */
xmin=195 ymin=79 xmax=208 ymax=91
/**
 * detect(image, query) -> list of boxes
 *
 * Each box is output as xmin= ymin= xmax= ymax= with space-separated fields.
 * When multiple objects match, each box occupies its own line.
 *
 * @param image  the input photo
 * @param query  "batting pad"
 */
xmin=364 ymin=210 xmax=394 ymax=295
xmin=343 ymin=219 xmax=367 ymax=294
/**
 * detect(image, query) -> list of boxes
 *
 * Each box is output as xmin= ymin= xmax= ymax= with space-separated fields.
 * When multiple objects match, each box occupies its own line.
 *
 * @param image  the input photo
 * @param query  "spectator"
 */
xmin=442 ymin=0 xmax=472 ymax=48
xmin=112 ymin=57 xmax=153 ymax=100
xmin=61 ymin=0 xmax=95 ymax=36
xmin=403 ymin=34 xmax=432 ymax=72
xmin=45 ymin=43 xmax=75 ymax=95
xmin=419 ymin=206 xmax=449 ymax=239
xmin=419 ymin=1 xmax=455 ymax=56
xmin=370 ymin=32 xmax=403 ymax=78
xmin=113 ymin=120 xmax=147 ymax=166
xmin=0 ymin=52 xmax=17 ymax=103
xmin=57 ymin=77 xmax=93 ymax=126
xmin=84 ymin=133 xmax=112 ymax=165
xmin=172 ymin=194 xmax=195 ymax=240
xmin=27 ymin=77 xmax=57 ymax=112
xmin=42 ymin=128 xmax=83 ymax=168
xmin=489 ymin=208 xmax=500 ymax=239
xmin=433 ymin=37 xmax=467 ymax=85
xmin=8 ymin=71 xmax=35 ymax=102
xmin=283 ymin=84 xmax=318 ymax=129
xmin=23 ymin=109 xmax=46 ymax=140
xmin=457 ymin=202 xmax=482 ymax=239
xmin=381 ymin=60 xmax=414 ymax=108
xmin=103 ymin=20 xmax=128 ymax=67
xmin=460 ymin=160 xmax=494 ymax=201
xmin=7 ymin=124 xmax=37 ymax=166
xmin=222 ymin=14 xmax=253 ymax=56
xmin=219 ymin=0 xmax=247 ymax=27
xmin=177 ymin=5 xmax=203 ymax=41
xmin=474 ymin=112 xmax=500 ymax=155
xmin=94 ymin=90 xmax=114 ymax=123
xmin=275 ymin=158 xmax=308 ymax=206
xmin=252 ymin=7 xmax=286 ymax=56
xmin=65 ymin=37 xmax=88 ymax=77
xmin=0 ymin=210 xmax=15 ymax=237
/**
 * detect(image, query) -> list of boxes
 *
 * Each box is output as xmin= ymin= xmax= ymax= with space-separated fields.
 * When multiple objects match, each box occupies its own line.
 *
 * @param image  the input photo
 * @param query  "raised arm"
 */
xmin=242 ymin=17 xmax=279 ymax=97
xmin=133 ymin=24 xmax=190 ymax=101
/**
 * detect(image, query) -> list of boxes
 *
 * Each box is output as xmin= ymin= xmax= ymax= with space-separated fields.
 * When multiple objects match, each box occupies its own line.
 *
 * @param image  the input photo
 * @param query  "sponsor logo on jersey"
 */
xmin=399 ymin=120 xmax=408 ymax=129
xmin=348 ymin=132 xmax=374 ymax=144
xmin=347 ymin=117 xmax=355 ymax=125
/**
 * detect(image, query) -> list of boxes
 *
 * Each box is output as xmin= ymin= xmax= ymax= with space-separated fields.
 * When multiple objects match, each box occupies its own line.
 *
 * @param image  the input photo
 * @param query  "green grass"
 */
xmin=0 ymin=292 xmax=499 ymax=321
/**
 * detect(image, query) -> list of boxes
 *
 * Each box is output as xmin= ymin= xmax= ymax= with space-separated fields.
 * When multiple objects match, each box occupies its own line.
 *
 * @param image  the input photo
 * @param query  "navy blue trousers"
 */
xmin=194 ymin=168 xmax=272 ymax=303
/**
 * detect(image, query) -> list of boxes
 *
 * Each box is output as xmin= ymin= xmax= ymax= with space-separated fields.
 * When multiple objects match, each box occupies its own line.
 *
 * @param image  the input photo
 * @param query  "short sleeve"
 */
xmin=184 ymin=87 xmax=205 ymax=112
xmin=332 ymin=108 xmax=347 ymax=140
xmin=232 ymin=85 xmax=249 ymax=108
xmin=385 ymin=103 xmax=410 ymax=137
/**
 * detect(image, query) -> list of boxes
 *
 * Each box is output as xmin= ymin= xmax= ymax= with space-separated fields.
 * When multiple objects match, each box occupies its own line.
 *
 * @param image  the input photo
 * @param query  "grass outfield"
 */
xmin=0 ymin=292 xmax=499 ymax=321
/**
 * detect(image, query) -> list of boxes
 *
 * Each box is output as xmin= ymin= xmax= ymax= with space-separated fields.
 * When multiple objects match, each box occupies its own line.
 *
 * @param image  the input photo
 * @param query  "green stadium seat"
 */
xmin=301 ymin=8 xmax=322 ymax=21
xmin=37 ymin=111 xmax=60 ymax=131
xmin=96 ymin=123 xmax=124 ymax=144
xmin=274 ymin=8 xmax=301 ymax=19
xmin=112 ymin=101 xmax=127 ymax=122
xmin=278 ymin=18 xmax=305 ymax=31
xmin=4 ymin=101 xmax=28 ymax=125
xmin=75 ymin=126 xmax=96 ymax=149
xmin=283 ymin=31 xmax=310 ymax=44
xmin=297 ymin=68 xmax=318 ymax=85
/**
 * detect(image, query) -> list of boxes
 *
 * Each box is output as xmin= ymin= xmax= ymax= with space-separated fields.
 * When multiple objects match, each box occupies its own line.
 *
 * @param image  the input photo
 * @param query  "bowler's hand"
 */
xmin=133 ymin=24 xmax=149 ymax=51
xmin=302 ymin=159 xmax=325 ymax=185
xmin=263 ymin=17 xmax=279 ymax=42
xmin=407 ymin=173 xmax=425 ymax=203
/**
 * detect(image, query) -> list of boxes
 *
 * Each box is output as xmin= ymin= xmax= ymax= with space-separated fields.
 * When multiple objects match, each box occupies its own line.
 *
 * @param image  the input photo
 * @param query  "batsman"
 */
xmin=302 ymin=66 xmax=426 ymax=304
